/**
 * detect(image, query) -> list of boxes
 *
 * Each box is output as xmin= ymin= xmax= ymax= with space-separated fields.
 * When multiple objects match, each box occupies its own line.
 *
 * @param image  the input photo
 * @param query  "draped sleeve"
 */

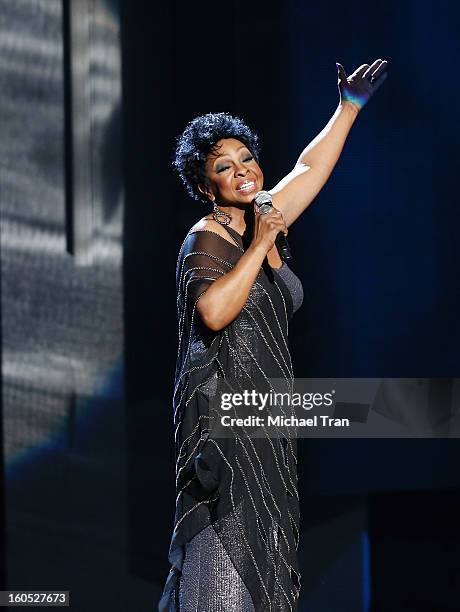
xmin=174 ymin=230 xmax=242 ymax=494
xmin=176 ymin=229 xmax=235 ymax=313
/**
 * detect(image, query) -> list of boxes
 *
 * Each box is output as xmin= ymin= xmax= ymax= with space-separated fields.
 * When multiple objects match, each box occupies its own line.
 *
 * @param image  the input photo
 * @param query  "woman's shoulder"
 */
xmin=187 ymin=216 xmax=237 ymax=248
xmin=189 ymin=216 xmax=229 ymax=238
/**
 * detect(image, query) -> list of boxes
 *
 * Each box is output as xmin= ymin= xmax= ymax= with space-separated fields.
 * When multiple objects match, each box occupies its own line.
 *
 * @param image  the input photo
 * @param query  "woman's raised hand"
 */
xmin=251 ymin=202 xmax=288 ymax=255
xmin=336 ymin=58 xmax=388 ymax=112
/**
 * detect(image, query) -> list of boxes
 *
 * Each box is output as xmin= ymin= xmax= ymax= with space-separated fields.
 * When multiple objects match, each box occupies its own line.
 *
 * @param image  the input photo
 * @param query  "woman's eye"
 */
xmin=216 ymin=156 xmax=252 ymax=173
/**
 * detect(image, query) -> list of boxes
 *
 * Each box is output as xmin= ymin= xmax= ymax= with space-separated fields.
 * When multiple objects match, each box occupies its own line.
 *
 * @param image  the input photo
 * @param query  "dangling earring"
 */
xmin=212 ymin=201 xmax=232 ymax=226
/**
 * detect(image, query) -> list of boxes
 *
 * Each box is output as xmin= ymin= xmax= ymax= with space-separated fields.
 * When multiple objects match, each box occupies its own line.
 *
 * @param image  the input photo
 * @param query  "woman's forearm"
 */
xmin=271 ymin=101 xmax=359 ymax=227
xmin=197 ymin=243 xmax=267 ymax=331
xmin=297 ymin=101 xmax=358 ymax=171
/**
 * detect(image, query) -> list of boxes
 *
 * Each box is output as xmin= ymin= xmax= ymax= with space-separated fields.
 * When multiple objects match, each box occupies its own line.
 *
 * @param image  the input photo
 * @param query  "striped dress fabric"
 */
xmin=159 ymin=223 xmax=303 ymax=612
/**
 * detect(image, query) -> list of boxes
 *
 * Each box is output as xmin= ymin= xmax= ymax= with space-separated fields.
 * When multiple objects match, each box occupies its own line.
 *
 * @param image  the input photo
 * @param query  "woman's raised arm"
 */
xmin=270 ymin=59 xmax=388 ymax=228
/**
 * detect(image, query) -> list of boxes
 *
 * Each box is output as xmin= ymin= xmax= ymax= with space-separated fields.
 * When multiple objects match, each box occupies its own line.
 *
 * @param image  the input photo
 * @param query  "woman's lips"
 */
xmin=236 ymin=180 xmax=257 ymax=194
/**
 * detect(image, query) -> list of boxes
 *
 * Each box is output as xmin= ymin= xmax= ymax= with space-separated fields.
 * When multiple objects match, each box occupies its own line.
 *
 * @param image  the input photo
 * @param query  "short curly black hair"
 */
xmin=173 ymin=112 xmax=260 ymax=205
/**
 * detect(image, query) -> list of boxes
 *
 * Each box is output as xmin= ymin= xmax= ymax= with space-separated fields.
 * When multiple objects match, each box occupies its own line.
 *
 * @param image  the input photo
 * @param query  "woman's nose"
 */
xmin=235 ymin=164 xmax=248 ymax=176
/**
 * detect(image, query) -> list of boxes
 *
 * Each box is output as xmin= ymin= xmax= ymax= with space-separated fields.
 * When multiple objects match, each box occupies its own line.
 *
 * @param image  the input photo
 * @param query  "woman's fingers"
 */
xmin=261 ymin=207 xmax=285 ymax=227
xmin=370 ymin=59 xmax=388 ymax=82
xmin=336 ymin=62 xmax=348 ymax=82
xmin=343 ymin=58 xmax=388 ymax=86
xmin=254 ymin=202 xmax=283 ymax=219
xmin=272 ymin=207 xmax=288 ymax=235
xmin=371 ymin=70 xmax=388 ymax=92
xmin=363 ymin=59 xmax=388 ymax=84
xmin=363 ymin=59 xmax=382 ymax=80
xmin=350 ymin=63 xmax=370 ymax=79
xmin=254 ymin=205 xmax=288 ymax=245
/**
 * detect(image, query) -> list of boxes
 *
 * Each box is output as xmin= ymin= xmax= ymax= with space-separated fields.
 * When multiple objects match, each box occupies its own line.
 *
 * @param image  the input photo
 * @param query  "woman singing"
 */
xmin=159 ymin=58 xmax=388 ymax=612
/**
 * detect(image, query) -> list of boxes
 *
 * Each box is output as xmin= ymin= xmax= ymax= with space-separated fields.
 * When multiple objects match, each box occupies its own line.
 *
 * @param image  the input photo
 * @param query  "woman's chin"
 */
xmin=233 ymin=190 xmax=259 ymax=203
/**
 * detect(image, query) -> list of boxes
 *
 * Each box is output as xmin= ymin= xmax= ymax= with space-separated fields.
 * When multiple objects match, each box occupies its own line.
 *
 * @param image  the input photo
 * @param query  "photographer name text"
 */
xmin=220 ymin=415 xmax=350 ymax=428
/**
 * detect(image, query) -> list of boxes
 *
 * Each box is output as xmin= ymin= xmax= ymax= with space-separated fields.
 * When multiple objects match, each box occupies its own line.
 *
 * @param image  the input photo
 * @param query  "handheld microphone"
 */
xmin=253 ymin=191 xmax=292 ymax=262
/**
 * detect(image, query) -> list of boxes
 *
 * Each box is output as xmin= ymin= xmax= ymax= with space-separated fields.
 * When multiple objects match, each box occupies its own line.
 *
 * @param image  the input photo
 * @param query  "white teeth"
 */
xmin=238 ymin=181 xmax=255 ymax=190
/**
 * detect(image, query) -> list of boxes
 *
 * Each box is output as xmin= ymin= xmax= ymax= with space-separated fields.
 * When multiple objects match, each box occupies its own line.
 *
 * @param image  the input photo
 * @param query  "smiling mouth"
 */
xmin=236 ymin=181 xmax=256 ymax=193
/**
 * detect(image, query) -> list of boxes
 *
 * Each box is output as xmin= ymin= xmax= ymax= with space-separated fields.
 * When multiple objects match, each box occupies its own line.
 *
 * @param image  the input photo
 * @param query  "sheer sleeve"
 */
xmin=176 ymin=229 xmax=237 ymax=322
xmin=174 ymin=230 xmax=242 ymax=497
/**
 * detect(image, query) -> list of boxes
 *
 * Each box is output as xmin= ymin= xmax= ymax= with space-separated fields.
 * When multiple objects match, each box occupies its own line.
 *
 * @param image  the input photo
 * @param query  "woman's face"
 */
xmin=199 ymin=138 xmax=264 ymax=206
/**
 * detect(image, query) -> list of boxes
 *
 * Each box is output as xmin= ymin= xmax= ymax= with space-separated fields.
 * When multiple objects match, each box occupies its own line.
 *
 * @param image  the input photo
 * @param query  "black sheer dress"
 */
xmin=159 ymin=222 xmax=303 ymax=612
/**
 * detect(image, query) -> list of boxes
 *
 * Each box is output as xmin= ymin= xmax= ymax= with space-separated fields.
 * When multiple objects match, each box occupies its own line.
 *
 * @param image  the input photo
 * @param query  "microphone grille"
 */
xmin=254 ymin=190 xmax=273 ymax=207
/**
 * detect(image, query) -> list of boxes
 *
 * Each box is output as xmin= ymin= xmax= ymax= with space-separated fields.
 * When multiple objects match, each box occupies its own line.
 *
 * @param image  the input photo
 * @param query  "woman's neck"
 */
xmin=218 ymin=204 xmax=249 ymax=235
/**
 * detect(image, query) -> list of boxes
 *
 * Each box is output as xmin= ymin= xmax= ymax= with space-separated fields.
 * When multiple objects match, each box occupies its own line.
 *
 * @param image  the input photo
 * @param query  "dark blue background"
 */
xmin=121 ymin=1 xmax=460 ymax=608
